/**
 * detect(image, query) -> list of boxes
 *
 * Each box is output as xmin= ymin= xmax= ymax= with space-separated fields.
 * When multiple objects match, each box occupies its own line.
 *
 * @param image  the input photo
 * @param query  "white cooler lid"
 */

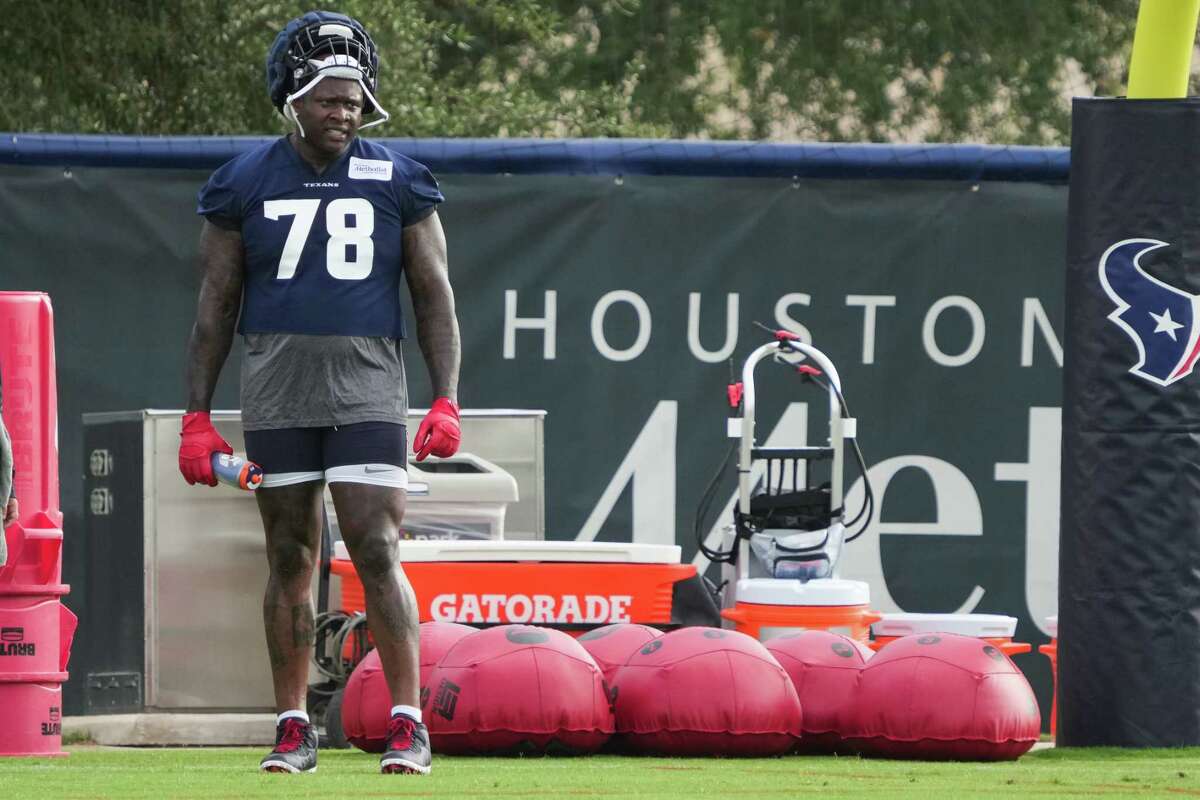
xmin=871 ymin=612 xmax=1017 ymax=639
xmin=735 ymin=578 xmax=870 ymax=607
xmin=1045 ymin=615 xmax=1058 ymax=638
xmin=332 ymin=539 xmax=681 ymax=564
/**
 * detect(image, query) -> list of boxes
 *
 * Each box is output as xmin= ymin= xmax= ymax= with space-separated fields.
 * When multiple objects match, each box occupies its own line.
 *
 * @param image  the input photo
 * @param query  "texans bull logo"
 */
xmin=1098 ymin=238 xmax=1200 ymax=387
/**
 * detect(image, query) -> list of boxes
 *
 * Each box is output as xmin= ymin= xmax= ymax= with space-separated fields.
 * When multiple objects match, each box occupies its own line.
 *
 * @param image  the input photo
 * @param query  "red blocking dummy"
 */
xmin=0 ymin=293 xmax=63 ymax=587
xmin=766 ymin=630 xmax=872 ymax=754
xmin=578 ymin=623 xmax=663 ymax=685
xmin=611 ymin=626 xmax=803 ymax=756
xmin=342 ymin=621 xmax=476 ymax=752
xmin=844 ymin=633 xmax=1040 ymax=760
xmin=423 ymin=625 xmax=614 ymax=755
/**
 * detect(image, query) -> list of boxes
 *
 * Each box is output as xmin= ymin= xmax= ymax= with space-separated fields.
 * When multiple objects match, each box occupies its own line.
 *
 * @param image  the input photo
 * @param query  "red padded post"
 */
xmin=0 ymin=293 xmax=63 ymax=587
xmin=0 ymin=293 xmax=60 ymax=519
xmin=0 ymin=292 xmax=70 ymax=758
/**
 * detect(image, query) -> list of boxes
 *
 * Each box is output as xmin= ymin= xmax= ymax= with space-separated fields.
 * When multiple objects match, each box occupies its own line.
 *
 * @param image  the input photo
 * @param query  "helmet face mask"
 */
xmin=267 ymin=11 xmax=389 ymax=135
xmin=287 ymin=20 xmax=378 ymax=112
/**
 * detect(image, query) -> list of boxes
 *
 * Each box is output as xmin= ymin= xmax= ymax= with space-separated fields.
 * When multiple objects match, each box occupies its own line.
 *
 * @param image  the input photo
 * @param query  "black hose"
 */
xmin=693 ymin=438 xmax=739 ymax=563
xmin=800 ymin=370 xmax=875 ymax=542
xmin=312 ymin=610 xmax=371 ymax=684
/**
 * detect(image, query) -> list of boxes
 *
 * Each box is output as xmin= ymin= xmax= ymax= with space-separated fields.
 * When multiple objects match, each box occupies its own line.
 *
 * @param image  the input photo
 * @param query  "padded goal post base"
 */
xmin=1063 ymin=97 xmax=1200 ymax=746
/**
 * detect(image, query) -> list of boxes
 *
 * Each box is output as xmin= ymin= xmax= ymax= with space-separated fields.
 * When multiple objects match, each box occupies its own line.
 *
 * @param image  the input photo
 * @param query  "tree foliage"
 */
xmin=5 ymin=0 xmax=1139 ymax=144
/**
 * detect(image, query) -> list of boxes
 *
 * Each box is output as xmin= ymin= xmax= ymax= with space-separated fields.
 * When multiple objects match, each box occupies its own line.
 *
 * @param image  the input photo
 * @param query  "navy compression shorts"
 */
xmin=244 ymin=421 xmax=408 ymax=489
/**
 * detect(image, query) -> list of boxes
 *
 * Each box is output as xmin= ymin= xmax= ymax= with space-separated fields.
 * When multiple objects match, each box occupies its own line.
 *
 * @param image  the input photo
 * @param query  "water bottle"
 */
xmin=211 ymin=453 xmax=264 ymax=491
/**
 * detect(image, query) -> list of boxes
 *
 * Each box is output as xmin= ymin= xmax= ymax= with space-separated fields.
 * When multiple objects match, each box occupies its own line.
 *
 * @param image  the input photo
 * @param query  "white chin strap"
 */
xmin=283 ymin=55 xmax=390 ymax=138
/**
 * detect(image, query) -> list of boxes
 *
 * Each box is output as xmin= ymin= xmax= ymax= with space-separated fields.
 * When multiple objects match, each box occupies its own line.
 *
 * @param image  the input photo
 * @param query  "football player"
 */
xmin=179 ymin=11 xmax=460 ymax=775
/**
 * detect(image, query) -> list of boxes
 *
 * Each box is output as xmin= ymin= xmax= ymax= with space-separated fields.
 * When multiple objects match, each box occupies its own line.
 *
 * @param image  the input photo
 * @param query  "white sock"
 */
xmin=391 ymin=704 xmax=421 ymax=723
xmin=277 ymin=709 xmax=309 ymax=725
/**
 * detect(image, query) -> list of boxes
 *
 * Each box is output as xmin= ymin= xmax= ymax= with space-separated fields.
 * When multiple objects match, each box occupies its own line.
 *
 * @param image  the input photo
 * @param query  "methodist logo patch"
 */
xmin=1098 ymin=238 xmax=1200 ymax=387
xmin=348 ymin=156 xmax=392 ymax=181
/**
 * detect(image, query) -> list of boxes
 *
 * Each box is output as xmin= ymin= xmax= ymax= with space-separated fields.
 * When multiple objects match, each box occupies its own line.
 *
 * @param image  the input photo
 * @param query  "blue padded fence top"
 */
xmin=0 ymin=133 xmax=1069 ymax=182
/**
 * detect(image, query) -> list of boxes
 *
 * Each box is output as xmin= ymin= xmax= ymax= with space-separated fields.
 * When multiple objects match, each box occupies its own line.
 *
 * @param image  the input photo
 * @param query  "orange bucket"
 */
xmin=719 ymin=579 xmax=879 ymax=643
xmin=872 ymin=634 xmax=1031 ymax=657
xmin=1039 ymin=615 xmax=1058 ymax=735
xmin=869 ymin=613 xmax=1031 ymax=656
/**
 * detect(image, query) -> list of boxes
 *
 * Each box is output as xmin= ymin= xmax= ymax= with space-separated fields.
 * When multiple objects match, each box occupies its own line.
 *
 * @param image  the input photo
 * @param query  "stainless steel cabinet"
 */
xmin=79 ymin=409 xmax=544 ymax=713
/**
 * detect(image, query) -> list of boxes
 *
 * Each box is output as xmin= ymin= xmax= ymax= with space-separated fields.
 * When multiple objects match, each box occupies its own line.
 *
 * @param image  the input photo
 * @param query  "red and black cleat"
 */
xmin=259 ymin=717 xmax=318 ymax=774
xmin=380 ymin=714 xmax=432 ymax=775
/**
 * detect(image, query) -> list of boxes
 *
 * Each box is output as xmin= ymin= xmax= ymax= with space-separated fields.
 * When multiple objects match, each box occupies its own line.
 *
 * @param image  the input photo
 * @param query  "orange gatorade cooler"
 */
xmin=869 ymin=613 xmax=1031 ymax=656
xmin=720 ymin=578 xmax=880 ymax=643
xmin=331 ymin=539 xmax=702 ymax=632
xmin=1039 ymin=615 xmax=1058 ymax=735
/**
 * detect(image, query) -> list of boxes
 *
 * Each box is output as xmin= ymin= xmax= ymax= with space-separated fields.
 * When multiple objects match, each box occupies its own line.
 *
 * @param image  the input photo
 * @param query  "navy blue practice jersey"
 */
xmin=197 ymin=137 xmax=443 ymax=338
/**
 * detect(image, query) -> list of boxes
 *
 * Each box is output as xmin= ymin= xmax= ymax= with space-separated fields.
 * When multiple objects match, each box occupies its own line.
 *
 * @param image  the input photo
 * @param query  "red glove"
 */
xmin=413 ymin=397 xmax=461 ymax=461
xmin=179 ymin=411 xmax=233 ymax=486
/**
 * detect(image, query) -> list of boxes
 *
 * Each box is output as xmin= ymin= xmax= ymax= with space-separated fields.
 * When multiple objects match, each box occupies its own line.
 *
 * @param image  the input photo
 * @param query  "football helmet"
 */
xmin=266 ymin=11 xmax=389 ymax=134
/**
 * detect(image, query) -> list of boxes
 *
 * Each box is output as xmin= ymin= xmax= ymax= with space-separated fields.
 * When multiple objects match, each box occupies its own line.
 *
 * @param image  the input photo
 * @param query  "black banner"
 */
xmin=0 ymin=157 xmax=1066 ymax=718
xmin=1062 ymin=98 xmax=1200 ymax=746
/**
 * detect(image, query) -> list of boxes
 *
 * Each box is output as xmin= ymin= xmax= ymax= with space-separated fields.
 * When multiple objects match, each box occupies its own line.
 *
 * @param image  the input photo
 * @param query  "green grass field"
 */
xmin=1 ymin=746 xmax=1199 ymax=799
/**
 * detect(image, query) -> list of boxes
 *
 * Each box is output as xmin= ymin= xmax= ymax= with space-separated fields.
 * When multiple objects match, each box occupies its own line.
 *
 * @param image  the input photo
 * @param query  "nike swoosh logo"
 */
xmin=364 ymin=466 xmax=395 ymax=474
